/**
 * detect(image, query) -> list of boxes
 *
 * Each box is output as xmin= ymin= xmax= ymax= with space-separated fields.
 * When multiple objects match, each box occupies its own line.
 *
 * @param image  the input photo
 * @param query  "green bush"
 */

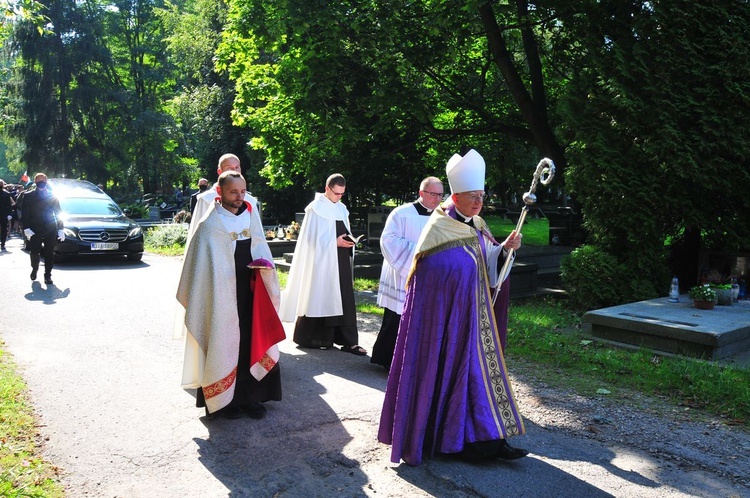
xmin=120 ymin=202 xmax=149 ymax=219
xmin=562 ymin=243 xmax=666 ymax=311
xmin=145 ymin=224 xmax=188 ymax=248
xmin=560 ymin=244 xmax=625 ymax=310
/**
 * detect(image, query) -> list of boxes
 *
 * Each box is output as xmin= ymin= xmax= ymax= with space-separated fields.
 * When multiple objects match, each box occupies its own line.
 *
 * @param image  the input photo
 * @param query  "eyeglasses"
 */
xmin=460 ymin=192 xmax=486 ymax=203
xmin=422 ymin=191 xmax=444 ymax=199
xmin=329 ymin=189 xmax=345 ymax=197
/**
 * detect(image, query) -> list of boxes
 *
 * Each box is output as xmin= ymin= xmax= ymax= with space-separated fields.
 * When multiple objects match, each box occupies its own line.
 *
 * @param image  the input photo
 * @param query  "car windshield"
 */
xmin=59 ymin=197 xmax=123 ymax=216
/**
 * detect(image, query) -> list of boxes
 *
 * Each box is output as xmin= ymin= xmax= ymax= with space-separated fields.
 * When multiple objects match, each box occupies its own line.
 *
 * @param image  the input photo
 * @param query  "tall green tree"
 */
xmin=563 ymin=0 xmax=750 ymax=303
xmin=7 ymin=0 xmax=84 ymax=175
xmin=217 ymin=0 xmax=569 ymax=207
xmin=104 ymin=0 xmax=183 ymax=193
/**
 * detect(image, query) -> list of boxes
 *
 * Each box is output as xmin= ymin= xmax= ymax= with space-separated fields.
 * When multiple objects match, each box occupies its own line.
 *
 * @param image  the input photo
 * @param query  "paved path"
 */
xmin=0 ymin=235 xmax=746 ymax=497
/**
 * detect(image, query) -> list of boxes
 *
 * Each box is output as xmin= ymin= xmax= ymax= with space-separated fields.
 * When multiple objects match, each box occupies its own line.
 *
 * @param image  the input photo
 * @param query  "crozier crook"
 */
xmin=493 ymin=158 xmax=555 ymax=304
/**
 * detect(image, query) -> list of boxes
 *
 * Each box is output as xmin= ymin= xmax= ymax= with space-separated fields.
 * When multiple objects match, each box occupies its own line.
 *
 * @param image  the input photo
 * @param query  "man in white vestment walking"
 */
xmin=370 ymin=177 xmax=444 ymax=371
xmin=279 ymin=174 xmax=367 ymax=356
xmin=176 ymin=171 xmax=284 ymax=419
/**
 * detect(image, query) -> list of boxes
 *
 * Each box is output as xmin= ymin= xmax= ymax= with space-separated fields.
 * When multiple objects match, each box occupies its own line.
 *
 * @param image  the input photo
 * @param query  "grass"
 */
xmin=0 ymin=344 xmax=63 ymax=497
xmin=507 ymin=296 xmax=750 ymax=424
xmin=484 ymin=216 xmax=548 ymax=246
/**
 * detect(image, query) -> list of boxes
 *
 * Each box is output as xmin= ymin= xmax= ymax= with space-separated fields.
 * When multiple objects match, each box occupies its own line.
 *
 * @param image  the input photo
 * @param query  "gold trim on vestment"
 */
xmin=473 ymin=237 xmax=524 ymax=437
xmin=229 ymin=228 xmax=252 ymax=240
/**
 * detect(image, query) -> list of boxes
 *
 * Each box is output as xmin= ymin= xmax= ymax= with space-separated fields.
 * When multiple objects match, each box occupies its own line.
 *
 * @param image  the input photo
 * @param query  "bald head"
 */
xmin=217 ymin=154 xmax=241 ymax=174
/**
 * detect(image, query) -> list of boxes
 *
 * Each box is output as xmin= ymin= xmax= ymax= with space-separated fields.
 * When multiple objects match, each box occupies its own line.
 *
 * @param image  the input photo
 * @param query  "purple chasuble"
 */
xmin=377 ymin=207 xmax=524 ymax=466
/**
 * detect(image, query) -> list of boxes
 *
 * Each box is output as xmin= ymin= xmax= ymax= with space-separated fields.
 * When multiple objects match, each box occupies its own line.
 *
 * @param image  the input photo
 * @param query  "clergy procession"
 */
xmin=174 ymin=148 xmax=529 ymax=464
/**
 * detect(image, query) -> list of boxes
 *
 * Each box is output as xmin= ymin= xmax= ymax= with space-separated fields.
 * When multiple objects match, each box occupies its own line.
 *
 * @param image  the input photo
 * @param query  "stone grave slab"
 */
xmin=584 ymin=296 xmax=750 ymax=360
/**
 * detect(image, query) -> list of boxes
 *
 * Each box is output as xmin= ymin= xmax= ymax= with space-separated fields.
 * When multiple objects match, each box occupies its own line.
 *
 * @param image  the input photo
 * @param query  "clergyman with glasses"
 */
xmin=378 ymin=149 xmax=528 ymax=465
xmin=370 ymin=176 xmax=444 ymax=371
xmin=279 ymin=173 xmax=368 ymax=356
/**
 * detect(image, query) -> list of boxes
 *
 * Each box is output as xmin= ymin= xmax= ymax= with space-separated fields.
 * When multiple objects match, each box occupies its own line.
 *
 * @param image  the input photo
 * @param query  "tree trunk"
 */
xmin=477 ymin=2 xmax=566 ymax=177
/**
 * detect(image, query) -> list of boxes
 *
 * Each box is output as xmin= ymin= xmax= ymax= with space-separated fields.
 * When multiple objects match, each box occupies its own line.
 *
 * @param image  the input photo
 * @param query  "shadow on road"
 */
xmin=190 ymin=348 xmax=373 ymax=496
xmin=24 ymin=281 xmax=71 ymax=304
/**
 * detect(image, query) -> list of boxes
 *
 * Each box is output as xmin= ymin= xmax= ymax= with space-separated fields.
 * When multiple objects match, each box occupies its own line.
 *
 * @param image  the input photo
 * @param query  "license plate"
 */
xmin=91 ymin=242 xmax=119 ymax=250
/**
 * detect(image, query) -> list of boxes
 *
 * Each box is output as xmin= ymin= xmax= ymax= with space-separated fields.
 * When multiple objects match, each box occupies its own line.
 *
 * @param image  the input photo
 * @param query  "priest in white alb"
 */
xmin=370 ymin=176 xmax=444 ymax=371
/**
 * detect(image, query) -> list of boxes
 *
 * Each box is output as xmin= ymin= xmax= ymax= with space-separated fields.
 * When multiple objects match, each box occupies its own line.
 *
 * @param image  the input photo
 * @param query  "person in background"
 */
xmin=279 ymin=173 xmax=367 ymax=356
xmin=0 ymin=180 xmax=14 ymax=250
xmin=11 ymin=184 xmax=25 ymax=235
xmin=21 ymin=173 xmax=65 ymax=285
xmin=175 ymin=170 xmax=283 ymax=419
xmin=378 ymin=149 xmax=527 ymax=465
xmin=189 ymin=178 xmax=209 ymax=218
xmin=370 ymin=176 xmax=444 ymax=371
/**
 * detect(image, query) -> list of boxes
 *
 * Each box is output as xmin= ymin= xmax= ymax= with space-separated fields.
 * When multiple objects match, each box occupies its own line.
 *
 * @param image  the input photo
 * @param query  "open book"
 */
xmin=343 ymin=233 xmax=366 ymax=244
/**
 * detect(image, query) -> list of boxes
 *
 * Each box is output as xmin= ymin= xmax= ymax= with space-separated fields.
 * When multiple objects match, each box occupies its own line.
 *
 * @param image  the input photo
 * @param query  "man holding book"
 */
xmin=279 ymin=173 xmax=367 ymax=356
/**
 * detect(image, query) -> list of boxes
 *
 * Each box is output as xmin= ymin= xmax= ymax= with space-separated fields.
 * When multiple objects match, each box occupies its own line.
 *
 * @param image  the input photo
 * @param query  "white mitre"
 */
xmin=446 ymin=149 xmax=485 ymax=194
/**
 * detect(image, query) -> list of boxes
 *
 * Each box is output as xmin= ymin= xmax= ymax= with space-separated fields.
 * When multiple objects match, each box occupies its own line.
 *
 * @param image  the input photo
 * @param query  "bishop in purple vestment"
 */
xmin=378 ymin=149 xmax=528 ymax=465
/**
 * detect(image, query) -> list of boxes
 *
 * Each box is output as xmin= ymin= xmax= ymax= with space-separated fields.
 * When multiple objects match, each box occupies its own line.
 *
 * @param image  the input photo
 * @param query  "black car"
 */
xmin=48 ymin=178 xmax=144 ymax=262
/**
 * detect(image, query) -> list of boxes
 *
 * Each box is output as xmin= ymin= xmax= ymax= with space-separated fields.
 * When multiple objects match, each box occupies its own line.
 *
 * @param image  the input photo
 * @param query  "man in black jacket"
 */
xmin=0 ymin=180 xmax=14 ymax=250
xmin=21 ymin=173 xmax=64 ymax=285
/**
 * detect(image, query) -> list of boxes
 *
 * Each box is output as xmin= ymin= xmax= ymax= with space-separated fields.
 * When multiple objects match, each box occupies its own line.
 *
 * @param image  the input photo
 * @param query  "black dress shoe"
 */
xmin=494 ymin=440 xmax=529 ymax=460
xmin=243 ymin=402 xmax=267 ymax=419
xmin=44 ymin=276 xmax=53 ymax=285
xmin=30 ymin=269 xmax=37 ymax=280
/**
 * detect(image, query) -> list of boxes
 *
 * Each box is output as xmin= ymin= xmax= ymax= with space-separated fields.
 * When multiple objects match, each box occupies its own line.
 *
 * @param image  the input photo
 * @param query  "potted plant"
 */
xmin=710 ymin=283 xmax=733 ymax=306
xmin=285 ymin=221 xmax=300 ymax=240
xmin=688 ymin=285 xmax=717 ymax=310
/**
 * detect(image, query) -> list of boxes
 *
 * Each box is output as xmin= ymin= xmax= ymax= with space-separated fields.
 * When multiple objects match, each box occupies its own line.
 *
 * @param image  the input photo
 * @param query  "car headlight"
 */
xmin=129 ymin=226 xmax=143 ymax=238
xmin=63 ymin=228 xmax=77 ymax=239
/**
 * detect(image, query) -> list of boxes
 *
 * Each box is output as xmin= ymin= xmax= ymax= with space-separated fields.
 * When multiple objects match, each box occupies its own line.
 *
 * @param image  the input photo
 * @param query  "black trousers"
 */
xmin=0 ymin=217 xmax=8 ymax=246
xmin=28 ymin=230 xmax=57 ymax=276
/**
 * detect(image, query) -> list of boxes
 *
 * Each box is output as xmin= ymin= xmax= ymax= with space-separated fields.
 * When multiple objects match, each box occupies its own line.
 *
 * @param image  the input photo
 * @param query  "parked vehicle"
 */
xmin=48 ymin=178 xmax=144 ymax=262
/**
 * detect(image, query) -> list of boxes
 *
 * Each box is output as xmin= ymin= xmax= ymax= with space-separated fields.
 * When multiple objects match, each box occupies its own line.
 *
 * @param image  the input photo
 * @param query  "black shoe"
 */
xmin=243 ymin=402 xmax=267 ymax=419
xmin=221 ymin=406 xmax=243 ymax=419
xmin=44 ymin=276 xmax=53 ymax=285
xmin=494 ymin=440 xmax=528 ymax=460
xmin=30 ymin=269 xmax=37 ymax=280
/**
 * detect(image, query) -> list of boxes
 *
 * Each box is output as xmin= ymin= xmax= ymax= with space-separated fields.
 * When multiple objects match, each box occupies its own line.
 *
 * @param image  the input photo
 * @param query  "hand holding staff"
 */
xmin=493 ymin=158 xmax=555 ymax=304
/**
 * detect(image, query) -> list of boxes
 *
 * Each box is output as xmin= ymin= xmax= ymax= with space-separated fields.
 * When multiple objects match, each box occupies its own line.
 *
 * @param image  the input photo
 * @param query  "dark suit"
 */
xmin=0 ymin=189 xmax=13 ymax=247
xmin=21 ymin=187 xmax=63 ymax=279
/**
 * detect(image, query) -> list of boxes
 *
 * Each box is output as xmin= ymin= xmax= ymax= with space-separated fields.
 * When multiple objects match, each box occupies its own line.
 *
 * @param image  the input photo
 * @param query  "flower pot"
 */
xmin=715 ymin=288 xmax=733 ymax=306
xmin=693 ymin=300 xmax=715 ymax=310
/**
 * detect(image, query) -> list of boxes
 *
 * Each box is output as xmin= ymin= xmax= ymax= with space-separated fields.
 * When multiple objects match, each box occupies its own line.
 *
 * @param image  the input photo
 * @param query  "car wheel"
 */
xmin=127 ymin=252 xmax=143 ymax=262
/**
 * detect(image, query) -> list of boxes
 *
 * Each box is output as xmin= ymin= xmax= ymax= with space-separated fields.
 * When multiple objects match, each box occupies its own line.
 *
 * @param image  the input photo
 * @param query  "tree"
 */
xmin=563 ymin=0 xmax=750 ymax=303
xmin=217 ymin=0 xmax=569 ymax=208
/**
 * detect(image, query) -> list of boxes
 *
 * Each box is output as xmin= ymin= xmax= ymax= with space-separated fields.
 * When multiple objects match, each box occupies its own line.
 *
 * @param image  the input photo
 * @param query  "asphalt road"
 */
xmin=0 ymin=234 xmax=745 ymax=497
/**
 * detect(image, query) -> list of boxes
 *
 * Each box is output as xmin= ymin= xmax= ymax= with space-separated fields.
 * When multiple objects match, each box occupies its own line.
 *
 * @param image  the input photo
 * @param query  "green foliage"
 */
xmin=689 ymin=285 xmax=717 ymax=302
xmin=563 ymin=0 xmax=750 ymax=296
xmin=145 ymin=224 xmax=188 ymax=249
xmin=217 ymin=0 xmax=566 ymax=207
xmin=120 ymin=202 xmax=149 ymax=219
xmin=560 ymin=245 xmax=626 ymax=310
xmin=0 ymin=346 xmax=63 ymax=497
